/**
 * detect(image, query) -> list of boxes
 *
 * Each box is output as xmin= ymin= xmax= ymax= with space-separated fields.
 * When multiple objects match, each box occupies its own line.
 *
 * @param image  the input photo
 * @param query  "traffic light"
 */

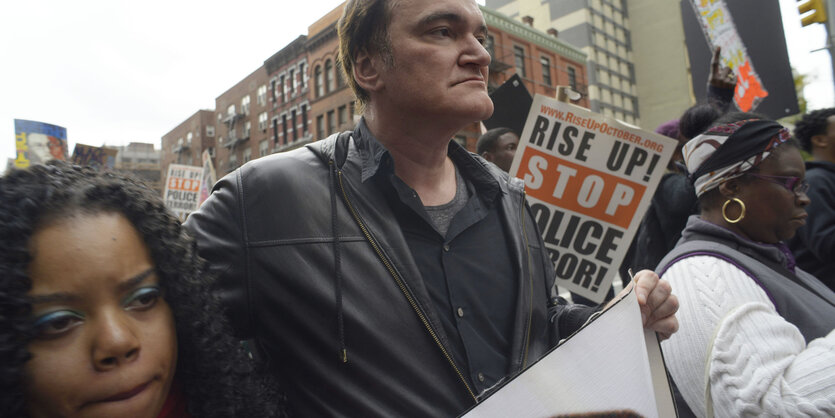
xmin=798 ymin=0 xmax=827 ymax=26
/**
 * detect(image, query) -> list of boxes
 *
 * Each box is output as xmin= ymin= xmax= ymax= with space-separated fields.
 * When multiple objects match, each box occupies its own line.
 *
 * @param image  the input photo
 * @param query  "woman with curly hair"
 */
xmin=0 ymin=161 xmax=282 ymax=417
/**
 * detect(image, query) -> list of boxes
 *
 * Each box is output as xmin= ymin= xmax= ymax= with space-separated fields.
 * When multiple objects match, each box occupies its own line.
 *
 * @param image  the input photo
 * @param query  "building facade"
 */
xmin=113 ymin=142 xmax=162 ymax=195
xmin=266 ymin=35 xmax=314 ymax=153
xmin=160 ymin=109 xmax=216 ymax=179
xmin=485 ymin=0 xmax=694 ymax=131
xmin=161 ymin=2 xmax=591 ymax=174
xmin=307 ymin=3 xmax=357 ymax=143
xmin=214 ymin=67 xmax=271 ymax=175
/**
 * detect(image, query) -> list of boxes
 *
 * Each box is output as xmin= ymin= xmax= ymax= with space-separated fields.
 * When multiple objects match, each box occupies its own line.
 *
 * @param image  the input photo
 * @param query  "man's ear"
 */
xmin=811 ymin=133 xmax=829 ymax=150
xmin=481 ymin=151 xmax=494 ymax=162
xmin=353 ymin=49 xmax=382 ymax=93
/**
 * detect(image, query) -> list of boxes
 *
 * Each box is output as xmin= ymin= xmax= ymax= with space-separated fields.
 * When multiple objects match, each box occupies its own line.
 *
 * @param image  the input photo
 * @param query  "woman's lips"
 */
xmin=97 ymin=380 xmax=151 ymax=403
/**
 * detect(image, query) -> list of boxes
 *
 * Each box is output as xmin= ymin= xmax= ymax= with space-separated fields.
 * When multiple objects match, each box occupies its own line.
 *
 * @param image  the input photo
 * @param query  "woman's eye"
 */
xmin=124 ymin=286 xmax=161 ymax=311
xmin=33 ymin=311 xmax=84 ymax=338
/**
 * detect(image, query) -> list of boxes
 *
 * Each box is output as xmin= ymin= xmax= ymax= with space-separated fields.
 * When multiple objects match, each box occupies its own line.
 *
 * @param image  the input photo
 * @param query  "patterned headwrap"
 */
xmin=683 ymin=119 xmax=791 ymax=197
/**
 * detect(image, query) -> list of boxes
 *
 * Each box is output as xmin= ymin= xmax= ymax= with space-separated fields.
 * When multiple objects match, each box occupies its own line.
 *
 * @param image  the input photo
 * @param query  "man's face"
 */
xmin=484 ymin=132 xmax=519 ymax=172
xmin=819 ymin=115 xmax=835 ymax=162
xmin=374 ymin=0 xmax=494 ymax=126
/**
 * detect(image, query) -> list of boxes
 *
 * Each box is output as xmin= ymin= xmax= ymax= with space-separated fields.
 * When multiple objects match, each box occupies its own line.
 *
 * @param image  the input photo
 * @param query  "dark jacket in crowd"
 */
xmin=184 ymin=127 xmax=595 ymax=417
xmin=789 ymin=160 xmax=835 ymax=290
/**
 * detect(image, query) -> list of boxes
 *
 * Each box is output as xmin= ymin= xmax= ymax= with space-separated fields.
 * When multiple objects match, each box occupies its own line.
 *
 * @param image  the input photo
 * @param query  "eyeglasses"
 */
xmin=747 ymin=173 xmax=810 ymax=195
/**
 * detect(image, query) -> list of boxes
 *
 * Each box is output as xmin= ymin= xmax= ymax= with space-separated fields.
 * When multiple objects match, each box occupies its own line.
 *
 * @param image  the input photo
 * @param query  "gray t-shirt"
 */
xmin=424 ymin=166 xmax=468 ymax=237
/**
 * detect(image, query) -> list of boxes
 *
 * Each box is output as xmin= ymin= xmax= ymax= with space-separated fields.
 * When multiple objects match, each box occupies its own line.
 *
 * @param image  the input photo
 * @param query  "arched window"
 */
xmin=315 ymin=65 xmax=324 ymax=97
xmin=325 ymin=60 xmax=335 ymax=93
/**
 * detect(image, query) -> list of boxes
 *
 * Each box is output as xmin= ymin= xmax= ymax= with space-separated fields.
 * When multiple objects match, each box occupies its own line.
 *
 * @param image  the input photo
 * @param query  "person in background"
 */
xmin=658 ymin=113 xmax=835 ymax=417
xmin=184 ymin=0 xmax=679 ymax=415
xmin=618 ymin=46 xmax=734 ymax=279
xmin=477 ymin=127 xmax=519 ymax=172
xmin=0 ymin=162 xmax=281 ymax=418
xmin=789 ymin=107 xmax=835 ymax=291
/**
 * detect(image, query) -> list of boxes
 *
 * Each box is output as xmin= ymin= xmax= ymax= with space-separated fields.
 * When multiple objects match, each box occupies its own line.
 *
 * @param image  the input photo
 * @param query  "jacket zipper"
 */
xmin=335 ymin=168 xmax=478 ymax=402
xmin=520 ymin=189 xmax=534 ymax=369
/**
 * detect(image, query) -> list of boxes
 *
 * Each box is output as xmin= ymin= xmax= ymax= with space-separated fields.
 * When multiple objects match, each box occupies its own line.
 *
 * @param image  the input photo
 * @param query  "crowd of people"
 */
xmin=1 ymin=0 xmax=833 ymax=416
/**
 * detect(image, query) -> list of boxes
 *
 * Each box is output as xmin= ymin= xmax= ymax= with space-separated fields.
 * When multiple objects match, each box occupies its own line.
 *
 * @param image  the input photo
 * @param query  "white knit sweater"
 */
xmin=660 ymin=255 xmax=835 ymax=417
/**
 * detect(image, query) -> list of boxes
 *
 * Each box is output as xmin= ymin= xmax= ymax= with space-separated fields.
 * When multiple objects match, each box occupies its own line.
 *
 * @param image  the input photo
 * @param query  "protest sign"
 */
xmin=689 ymin=0 xmax=767 ymax=112
xmin=509 ymin=95 xmax=676 ymax=303
xmin=164 ymin=164 xmax=203 ymax=221
xmin=199 ymin=149 xmax=217 ymax=205
xmin=71 ymin=143 xmax=118 ymax=170
xmin=13 ymin=119 xmax=69 ymax=168
xmin=461 ymin=288 xmax=675 ymax=418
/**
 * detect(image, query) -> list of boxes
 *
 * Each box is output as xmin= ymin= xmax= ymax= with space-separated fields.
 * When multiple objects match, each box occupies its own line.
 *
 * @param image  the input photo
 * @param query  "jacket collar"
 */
xmin=352 ymin=118 xmax=504 ymax=204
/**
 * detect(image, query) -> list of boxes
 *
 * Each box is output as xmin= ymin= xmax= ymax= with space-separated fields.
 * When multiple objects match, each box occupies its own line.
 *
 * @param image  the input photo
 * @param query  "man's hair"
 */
xmin=0 ymin=161 xmax=281 ymax=417
xmin=338 ymin=0 xmax=394 ymax=114
xmin=794 ymin=108 xmax=835 ymax=152
xmin=477 ymin=127 xmax=514 ymax=155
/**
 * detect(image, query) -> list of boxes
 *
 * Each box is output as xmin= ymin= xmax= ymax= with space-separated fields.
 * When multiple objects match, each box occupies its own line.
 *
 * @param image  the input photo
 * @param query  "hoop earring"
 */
xmin=722 ymin=197 xmax=746 ymax=224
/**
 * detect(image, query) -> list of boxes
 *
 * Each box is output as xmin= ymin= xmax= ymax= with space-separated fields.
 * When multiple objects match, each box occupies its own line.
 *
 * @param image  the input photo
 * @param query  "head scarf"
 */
xmin=683 ymin=119 xmax=791 ymax=197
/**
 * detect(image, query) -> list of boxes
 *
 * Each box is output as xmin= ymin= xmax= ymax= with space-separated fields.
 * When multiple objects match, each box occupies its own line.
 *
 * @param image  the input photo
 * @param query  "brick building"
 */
xmin=214 ymin=66 xmax=271 ymax=175
xmin=266 ymin=35 xmax=313 ymax=153
xmin=161 ymin=3 xmax=588 ymax=176
xmin=160 ymin=109 xmax=216 ymax=178
xmin=307 ymin=4 xmax=356 ymax=142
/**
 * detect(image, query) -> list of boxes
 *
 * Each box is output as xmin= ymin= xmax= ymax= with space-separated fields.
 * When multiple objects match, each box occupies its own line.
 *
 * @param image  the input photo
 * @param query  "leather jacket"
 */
xmin=185 ymin=129 xmax=595 ymax=417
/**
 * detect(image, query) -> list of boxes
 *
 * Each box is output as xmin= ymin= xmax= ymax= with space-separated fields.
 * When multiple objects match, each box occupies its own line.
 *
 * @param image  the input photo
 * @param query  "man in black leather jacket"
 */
xmin=185 ymin=0 xmax=679 ymax=416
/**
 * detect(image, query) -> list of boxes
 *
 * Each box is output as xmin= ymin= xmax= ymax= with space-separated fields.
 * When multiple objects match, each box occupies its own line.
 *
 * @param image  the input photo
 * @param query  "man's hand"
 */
xmin=611 ymin=269 xmax=679 ymax=341
xmin=708 ymin=46 xmax=736 ymax=90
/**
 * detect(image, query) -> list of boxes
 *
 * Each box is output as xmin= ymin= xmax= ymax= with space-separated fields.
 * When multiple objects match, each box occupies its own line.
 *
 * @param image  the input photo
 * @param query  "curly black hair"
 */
xmin=0 ymin=161 xmax=283 ymax=417
xmin=794 ymin=107 xmax=835 ymax=152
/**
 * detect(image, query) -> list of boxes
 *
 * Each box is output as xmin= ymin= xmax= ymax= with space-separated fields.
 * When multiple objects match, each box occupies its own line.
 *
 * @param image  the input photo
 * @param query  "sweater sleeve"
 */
xmin=660 ymin=256 xmax=835 ymax=417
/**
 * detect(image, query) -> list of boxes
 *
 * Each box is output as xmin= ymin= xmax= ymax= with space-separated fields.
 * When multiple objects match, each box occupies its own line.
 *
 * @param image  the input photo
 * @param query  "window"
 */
xmin=243 ymin=147 xmax=252 ymax=163
xmin=258 ymin=112 xmax=268 ymax=131
xmin=229 ymin=154 xmax=237 ymax=171
xmin=186 ymin=132 xmax=193 ymax=144
xmin=316 ymin=115 xmax=325 ymax=139
xmin=327 ymin=110 xmax=335 ymax=135
xmin=217 ymin=113 xmax=222 ymax=121
xmin=485 ymin=35 xmax=495 ymax=58
xmin=291 ymin=109 xmax=298 ymax=141
xmin=338 ymin=105 xmax=346 ymax=127
xmin=279 ymin=75 xmax=286 ymax=103
xmin=541 ymin=57 xmax=552 ymax=86
xmin=290 ymin=69 xmax=297 ymax=94
xmin=272 ymin=118 xmax=278 ymax=143
xmin=299 ymin=62 xmax=307 ymax=90
xmin=241 ymin=95 xmax=250 ymax=115
xmin=259 ymin=140 xmax=269 ymax=157
xmin=315 ymin=65 xmax=323 ymax=97
xmin=325 ymin=60 xmax=335 ymax=93
xmin=335 ymin=64 xmax=344 ymax=88
xmin=243 ymin=121 xmax=251 ymax=139
xmin=206 ymin=126 xmax=215 ymax=137
xmin=257 ymin=85 xmax=267 ymax=106
xmin=514 ymin=46 xmax=526 ymax=78
xmin=568 ymin=67 xmax=577 ymax=90
xmin=227 ymin=104 xmax=236 ymax=116
xmin=301 ymin=104 xmax=308 ymax=134
xmin=282 ymin=114 xmax=288 ymax=144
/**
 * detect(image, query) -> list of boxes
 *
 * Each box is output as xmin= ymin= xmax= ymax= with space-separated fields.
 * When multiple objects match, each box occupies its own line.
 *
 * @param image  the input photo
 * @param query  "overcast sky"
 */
xmin=2 ymin=0 xmax=833 ymax=166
